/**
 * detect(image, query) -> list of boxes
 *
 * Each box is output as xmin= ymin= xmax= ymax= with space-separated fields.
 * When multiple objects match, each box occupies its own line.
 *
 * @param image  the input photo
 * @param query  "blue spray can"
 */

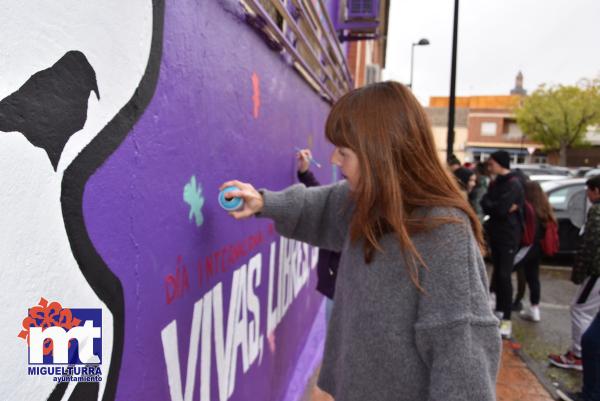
xmin=218 ymin=186 xmax=245 ymax=211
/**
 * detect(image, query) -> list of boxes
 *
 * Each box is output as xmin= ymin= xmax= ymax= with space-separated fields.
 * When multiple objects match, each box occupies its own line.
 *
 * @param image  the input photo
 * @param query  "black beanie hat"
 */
xmin=490 ymin=150 xmax=510 ymax=169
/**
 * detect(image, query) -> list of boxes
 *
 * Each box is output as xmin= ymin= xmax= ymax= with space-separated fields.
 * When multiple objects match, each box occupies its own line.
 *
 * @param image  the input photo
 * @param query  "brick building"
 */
xmin=426 ymin=73 xmax=600 ymax=166
xmin=426 ymin=73 xmax=548 ymax=165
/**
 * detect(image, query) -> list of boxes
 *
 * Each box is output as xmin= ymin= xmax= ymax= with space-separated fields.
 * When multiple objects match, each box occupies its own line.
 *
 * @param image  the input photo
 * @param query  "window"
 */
xmin=481 ymin=122 xmax=497 ymax=136
xmin=473 ymin=152 xmax=488 ymax=162
xmin=548 ymin=185 xmax=584 ymax=211
xmin=548 ymin=188 xmax=569 ymax=210
xmin=504 ymin=122 xmax=523 ymax=139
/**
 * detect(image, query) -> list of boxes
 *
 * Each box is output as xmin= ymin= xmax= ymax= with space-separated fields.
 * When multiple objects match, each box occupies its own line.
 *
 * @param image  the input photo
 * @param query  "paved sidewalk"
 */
xmin=498 ymin=340 xmax=554 ymax=401
xmin=301 ymin=339 xmax=555 ymax=401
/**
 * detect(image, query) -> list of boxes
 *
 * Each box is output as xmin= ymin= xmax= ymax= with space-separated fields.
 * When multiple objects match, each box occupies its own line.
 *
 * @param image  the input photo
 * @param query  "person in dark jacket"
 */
xmin=549 ymin=174 xmax=600 ymax=372
xmin=296 ymin=148 xmax=340 ymax=322
xmin=481 ymin=150 xmax=525 ymax=338
xmin=510 ymin=167 xmax=530 ymax=312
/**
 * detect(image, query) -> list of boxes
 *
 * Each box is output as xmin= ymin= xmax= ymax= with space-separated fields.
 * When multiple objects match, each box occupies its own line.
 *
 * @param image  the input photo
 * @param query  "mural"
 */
xmin=0 ymin=1 xmax=162 ymax=400
xmin=1 ymin=0 xmax=334 ymax=400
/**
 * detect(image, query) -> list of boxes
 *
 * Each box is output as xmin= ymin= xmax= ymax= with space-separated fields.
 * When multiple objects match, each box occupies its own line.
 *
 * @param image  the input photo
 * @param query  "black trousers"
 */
xmin=490 ymin=242 xmax=518 ymax=320
xmin=513 ymin=245 xmax=541 ymax=306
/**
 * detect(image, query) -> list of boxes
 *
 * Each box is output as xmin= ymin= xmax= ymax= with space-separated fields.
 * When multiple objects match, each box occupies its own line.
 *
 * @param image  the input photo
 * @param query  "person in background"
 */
xmin=557 ymin=311 xmax=600 ymax=401
xmin=222 ymin=82 xmax=500 ymax=401
xmin=549 ymin=175 xmax=600 ymax=371
xmin=513 ymin=181 xmax=556 ymax=322
xmin=448 ymin=154 xmax=461 ymax=172
xmin=470 ymin=162 xmax=490 ymax=223
xmin=481 ymin=150 xmax=525 ymax=338
xmin=453 ymin=167 xmax=476 ymax=200
xmin=510 ymin=167 xmax=530 ymax=313
xmin=296 ymin=148 xmax=340 ymax=322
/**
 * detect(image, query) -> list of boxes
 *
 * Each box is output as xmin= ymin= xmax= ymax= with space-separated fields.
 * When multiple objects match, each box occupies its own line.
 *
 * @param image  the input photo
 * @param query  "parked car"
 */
xmin=514 ymin=163 xmax=572 ymax=179
xmin=540 ymin=178 xmax=588 ymax=255
xmin=529 ymin=174 xmax=568 ymax=183
xmin=584 ymin=168 xmax=600 ymax=178
xmin=571 ymin=166 xmax=594 ymax=177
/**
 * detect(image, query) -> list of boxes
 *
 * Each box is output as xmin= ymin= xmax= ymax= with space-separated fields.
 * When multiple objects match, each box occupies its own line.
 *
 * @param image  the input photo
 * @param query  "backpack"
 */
xmin=540 ymin=220 xmax=560 ymax=256
xmin=521 ymin=200 xmax=536 ymax=246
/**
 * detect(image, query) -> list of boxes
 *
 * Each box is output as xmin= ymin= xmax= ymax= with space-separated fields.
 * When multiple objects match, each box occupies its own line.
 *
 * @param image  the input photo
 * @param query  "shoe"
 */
xmin=519 ymin=306 xmax=540 ymax=322
xmin=556 ymin=389 xmax=587 ymax=401
xmin=511 ymin=300 xmax=523 ymax=312
xmin=499 ymin=320 xmax=512 ymax=339
xmin=548 ymin=351 xmax=583 ymax=371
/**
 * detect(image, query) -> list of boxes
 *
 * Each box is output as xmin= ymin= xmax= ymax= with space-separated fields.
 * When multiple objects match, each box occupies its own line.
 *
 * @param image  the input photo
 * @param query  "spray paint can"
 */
xmin=218 ymin=186 xmax=245 ymax=211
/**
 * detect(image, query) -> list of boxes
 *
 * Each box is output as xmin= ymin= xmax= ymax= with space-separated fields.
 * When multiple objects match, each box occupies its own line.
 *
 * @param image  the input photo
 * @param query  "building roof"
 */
xmin=429 ymin=95 xmax=523 ymax=109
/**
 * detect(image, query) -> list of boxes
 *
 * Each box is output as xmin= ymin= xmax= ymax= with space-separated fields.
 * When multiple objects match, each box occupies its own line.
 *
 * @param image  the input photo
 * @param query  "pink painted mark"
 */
xmin=251 ymin=72 xmax=261 ymax=119
xmin=268 ymin=331 xmax=276 ymax=353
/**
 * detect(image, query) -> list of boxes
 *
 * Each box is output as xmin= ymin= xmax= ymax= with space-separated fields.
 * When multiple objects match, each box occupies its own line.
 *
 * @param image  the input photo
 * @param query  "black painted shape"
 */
xmin=0 ymin=50 xmax=99 ymax=171
xmin=47 ymin=382 xmax=68 ymax=401
xmin=58 ymin=2 xmax=165 ymax=401
xmin=68 ymin=382 xmax=100 ymax=401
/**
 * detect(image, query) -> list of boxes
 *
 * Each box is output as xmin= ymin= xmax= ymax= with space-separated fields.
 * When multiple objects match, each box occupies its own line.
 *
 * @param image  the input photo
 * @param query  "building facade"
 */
xmin=428 ymin=73 xmax=548 ymax=165
xmin=424 ymin=107 xmax=470 ymax=163
xmin=427 ymin=73 xmax=600 ymax=167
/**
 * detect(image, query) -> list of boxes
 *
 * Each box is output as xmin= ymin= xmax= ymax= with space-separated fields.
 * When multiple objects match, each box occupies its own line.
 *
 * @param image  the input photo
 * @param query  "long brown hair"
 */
xmin=325 ymin=81 xmax=485 ymax=289
xmin=525 ymin=181 xmax=557 ymax=224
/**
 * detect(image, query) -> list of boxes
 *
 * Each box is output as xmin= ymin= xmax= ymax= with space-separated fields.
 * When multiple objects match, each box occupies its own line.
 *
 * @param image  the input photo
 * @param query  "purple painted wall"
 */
xmin=83 ymin=0 xmax=334 ymax=400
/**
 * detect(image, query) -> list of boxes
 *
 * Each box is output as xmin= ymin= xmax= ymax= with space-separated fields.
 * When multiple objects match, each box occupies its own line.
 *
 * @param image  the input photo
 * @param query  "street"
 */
xmin=511 ymin=261 xmax=583 ymax=397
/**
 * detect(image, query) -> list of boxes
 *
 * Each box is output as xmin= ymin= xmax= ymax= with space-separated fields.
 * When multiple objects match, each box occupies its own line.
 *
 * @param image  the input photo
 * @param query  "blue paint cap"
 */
xmin=218 ymin=186 xmax=244 ymax=211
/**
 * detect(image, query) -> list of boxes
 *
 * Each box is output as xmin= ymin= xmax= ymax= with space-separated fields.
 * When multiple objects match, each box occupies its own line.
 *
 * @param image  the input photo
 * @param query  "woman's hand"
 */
xmin=219 ymin=180 xmax=264 ymax=219
xmin=297 ymin=149 xmax=312 ymax=174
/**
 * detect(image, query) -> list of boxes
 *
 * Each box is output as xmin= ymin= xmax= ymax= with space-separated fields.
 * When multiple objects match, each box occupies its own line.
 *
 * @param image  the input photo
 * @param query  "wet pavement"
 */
xmin=498 ymin=339 xmax=554 ymax=401
xmin=511 ymin=264 xmax=583 ymax=397
xmin=300 ymin=262 xmax=584 ymax=401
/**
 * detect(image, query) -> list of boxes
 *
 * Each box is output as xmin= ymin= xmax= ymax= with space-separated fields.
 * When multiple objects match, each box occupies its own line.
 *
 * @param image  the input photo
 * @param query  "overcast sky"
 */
xmin=382 ymin=0 xmax=600 ymax=106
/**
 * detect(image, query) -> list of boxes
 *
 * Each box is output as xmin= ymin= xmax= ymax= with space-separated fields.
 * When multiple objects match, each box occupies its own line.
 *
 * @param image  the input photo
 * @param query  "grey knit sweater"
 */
xmin=259 ymin=181 xmax=501 ymax=401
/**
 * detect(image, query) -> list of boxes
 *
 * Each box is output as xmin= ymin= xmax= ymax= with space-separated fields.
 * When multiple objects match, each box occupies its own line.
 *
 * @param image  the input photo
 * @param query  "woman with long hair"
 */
xmin=221 ymin=82 xmax=500 ymax=400
xmin=515 ymin=180 xmax=557 ymax=322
